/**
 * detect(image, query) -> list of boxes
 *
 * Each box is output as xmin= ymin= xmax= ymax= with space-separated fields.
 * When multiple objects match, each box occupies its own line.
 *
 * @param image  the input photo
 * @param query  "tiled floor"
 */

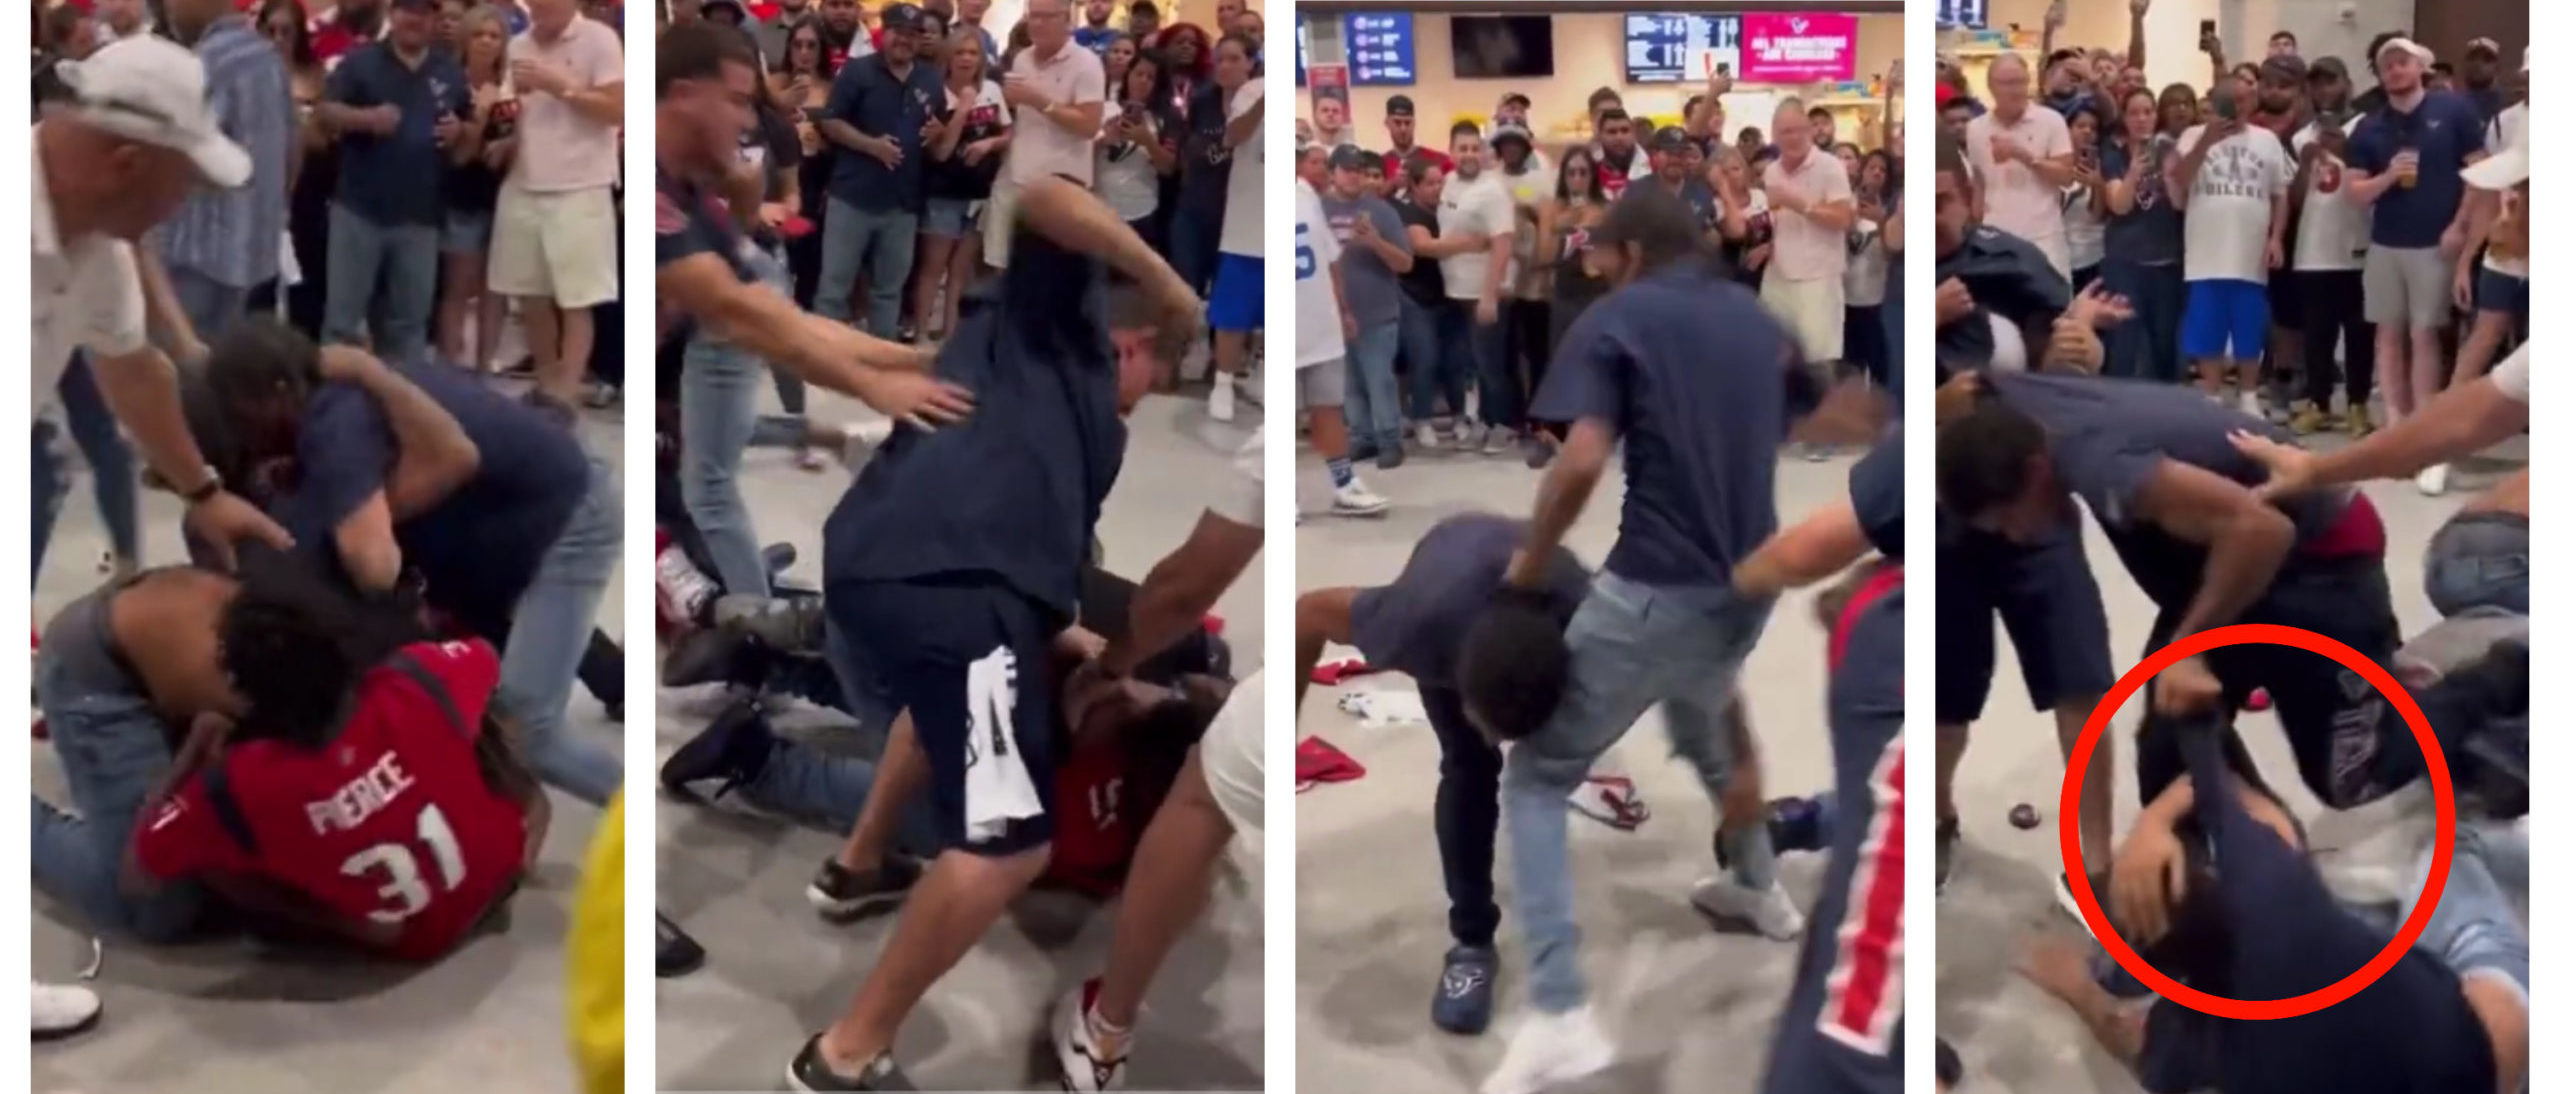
xmin=31 ymin=391 xmax=627 ymax=1094
xmin=654 ymin=385 xmax=1266 ymax=1092
xmin=1292 ymin=445 xmax=1872 ymax=1094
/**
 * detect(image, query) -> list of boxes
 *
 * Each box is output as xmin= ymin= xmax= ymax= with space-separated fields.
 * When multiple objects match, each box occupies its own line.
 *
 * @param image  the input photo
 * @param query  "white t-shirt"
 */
xmin=1295 ymin=179 xmax=1345 ymax=368
xmin=2291 ymin=119 xmax=2370 ymax=273
xmin=2482 ymin=103 xmax=2528 ymax=279
xmin=2176 ymin=124 xmax=2293 ymax=283
xmin=32 ymin=126 xmax=147 ymax=415
xmin=1217 ymin=78 xmax=1266 ymax=257
xmin=2060 ymin=180 xmax=2106 ymax=272
xmin=1437 ymin=170 xmax=1514 ymax=301
xmin=1094 ymin=102 xmax=1158 ymax=222
xmin=2489 ymin=342 xmax=2528 ymax=403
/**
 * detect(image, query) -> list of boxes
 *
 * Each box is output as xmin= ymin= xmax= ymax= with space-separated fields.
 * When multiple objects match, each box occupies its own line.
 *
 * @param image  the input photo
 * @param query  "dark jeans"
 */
xmin=1168 ymin=203 xmax=1222 ymax=298
xmin=1420 ymin=685 xmax=1503 ymax=948
xmin=2102 ymin=259 xmax=2185 ymax=383
xmin=1405 ymin=297 xmax=1475 ymax=423
xmin=2299 ymin=269 xmax=2376 ymax=409
xmin=1466 ymin=300 xmax=1520 ymax=428
xmin=1507 ymin=299 xmax=1552 ymax=420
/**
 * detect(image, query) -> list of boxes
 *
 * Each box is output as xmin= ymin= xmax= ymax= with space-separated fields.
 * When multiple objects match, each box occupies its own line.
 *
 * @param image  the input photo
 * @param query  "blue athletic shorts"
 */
xmin=1205 ymin=251 xmax=1265 ymax=333
xmin=2180 ymin=279 xmax=2270 ymax=361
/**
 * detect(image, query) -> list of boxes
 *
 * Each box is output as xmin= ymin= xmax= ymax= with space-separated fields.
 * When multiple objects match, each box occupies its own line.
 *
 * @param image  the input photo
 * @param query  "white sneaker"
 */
xmin=2417 ymin=463 xmax=2451 ymax=496
xmin=1480 ymin=1005 xmax=1615 ymax=1094
xmin=655 ymin=544 xmax=719 ymax=629
xmin=1480 ymin=424 xmax=1518 ymax=455
xmin=1237 ymin=367 xmax=1264 ymax=408
xmin=1051 ymin=979 xmax=1133 ymax=1092
xmin=1688 ymin=873 xmax=1805 ymax=940
xmin=1207 ymin=374 xmax=1236 ymax=422
xmin=2239 ymin=391 xmax=2264 ymax=420
xmin=1332 ymin=479 xmax=1390 ymax=517
xmin=34 ymin=981 xmax=100 ymax=1040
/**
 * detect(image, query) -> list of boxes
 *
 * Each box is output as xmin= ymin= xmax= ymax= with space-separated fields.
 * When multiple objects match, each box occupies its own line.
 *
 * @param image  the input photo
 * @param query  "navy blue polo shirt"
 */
xmin=2134 ymin=733 xmax=2497 ymax=1094
xmin=1348 ymin=514 xmax=1592 ymax=690
xmin=325 ymin=41 xmax=471 ymax=227
xmin=822 ymin=230 xmax=1125 ymax=622
xmin=2346 ymin=89 xmax=2485 ymax=248
xmin=1529 ymin=257 xmax=1791 ymax=588
xmin=293 ymin=362 xmax=590 ymax=632
xmin=1849 ymin=425 xmax=1903 ymax=560
xmin=823 ymin=52 xmax=945 ymax=214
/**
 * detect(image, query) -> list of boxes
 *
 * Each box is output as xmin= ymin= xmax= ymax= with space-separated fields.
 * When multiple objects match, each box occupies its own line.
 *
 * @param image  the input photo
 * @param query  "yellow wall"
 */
xmin=1297 ymin=11 xmax=1905 ymax=149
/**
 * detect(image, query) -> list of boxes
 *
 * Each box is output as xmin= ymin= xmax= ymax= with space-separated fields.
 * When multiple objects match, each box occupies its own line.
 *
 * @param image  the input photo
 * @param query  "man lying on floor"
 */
xmin=1938 ymin=371 xmax=2530 ymax=816
xmin=191 ymin=325 xmax=627 ymax=806
xmin=2017 ymin=711 xmax=2527 ymax=1094
xmin=659 ymin=566 xmax=1235 ymax=906
xmin=33 ymin=550 xmax=548 ymax=960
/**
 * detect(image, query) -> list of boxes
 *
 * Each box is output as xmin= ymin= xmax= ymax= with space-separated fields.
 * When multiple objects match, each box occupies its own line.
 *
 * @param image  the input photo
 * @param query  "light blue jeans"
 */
xmin=167 ymin=265 xmax=253 ymax=344
xmin=1504 ymin=570 xmax=1776 ymax=1013
xmin=2410 ymin=823 xmax=2530 ymax=1001
xmin=2423 ymin=512 xmax=2528 ymax=618
xmin=816 ymin=198 xmax=919 ymax=337
xmin=681 ymin=245 xmax=789 ymax=598
xmin=31 ymin=641 xmax=203 ymax=942
xmin=322 ymin=204 xmax=439 ymax=365
xmin=33 ymin=354 xmax=141 ymax=584
xmin=1340 ymin=315 xmax=1403 ymax=454
xmin=494 ymin=456 xmax=626 ymax=805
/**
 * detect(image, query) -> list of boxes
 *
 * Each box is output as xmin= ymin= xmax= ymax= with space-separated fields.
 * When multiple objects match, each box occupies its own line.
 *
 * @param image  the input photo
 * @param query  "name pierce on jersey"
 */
xmin=307 ymin=752 xmax=420 ymax=837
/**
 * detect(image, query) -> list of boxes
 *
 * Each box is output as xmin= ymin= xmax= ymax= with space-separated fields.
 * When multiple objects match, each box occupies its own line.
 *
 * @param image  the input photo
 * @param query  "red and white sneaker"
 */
xmin=1052 ymin=978 xmax=1133 ymax=1092
xmin=1568 ymin=774 xmax=1651 ymax=831
xmin=655 ymin=531 xmax=718 ymax=636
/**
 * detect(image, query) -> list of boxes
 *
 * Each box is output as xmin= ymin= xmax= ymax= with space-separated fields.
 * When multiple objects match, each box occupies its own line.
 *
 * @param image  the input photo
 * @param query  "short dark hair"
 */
xmin=1590 ymin=185 xmax=1705 ymax=274
xmin=1597 ymin=106 xmax=1631 ymax=127
xmin=1127 ymin=0 xmax=1157 ymax=15
xmin=203 ymin=316 xmax=324 ymax=421
xmin=1450 ymin=120 xmax=1483 ymax=142
xmin=1936 ymin=396 xmax=2047 ymax=519
xmin=218 ymin=550 xmax=425 ymax=748
xmin=1456 ymin=597 xmax=1572 ymax=741
xmin=1807 ymin=106 xmax=1833 ymax=122
xmin=1586 ymin=85 xmax=1621 ymax=111
xmin=659 ymin=19 xmax=758 ymax=97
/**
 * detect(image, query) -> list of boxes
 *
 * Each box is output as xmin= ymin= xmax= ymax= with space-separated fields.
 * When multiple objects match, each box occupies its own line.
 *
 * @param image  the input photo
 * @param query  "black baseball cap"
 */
xmin=1499 ymin=92 xmax=1531 ymax=110
xmin=1327 ymin=144 xmax=1366 ymax=171
xmin=1384 ymin=94 xmax=1416 ymax=117
xmin=879 ymin=3 xmax=925 ymax=32
xmin=1650 ymin=126 xmax=1691 ymax=152
xmin=2309 ymin=56 xmax=2351 ymax=82
xmin=2261 ymin=54 xmax=2308 ymax=84
xmin=1588 ymin=185 xmax=1694 ymax=250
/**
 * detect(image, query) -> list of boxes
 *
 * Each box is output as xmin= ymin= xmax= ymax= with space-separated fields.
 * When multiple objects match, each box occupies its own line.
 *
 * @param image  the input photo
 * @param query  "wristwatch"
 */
xmin=178 ymin=466 xmax=224 ymax=505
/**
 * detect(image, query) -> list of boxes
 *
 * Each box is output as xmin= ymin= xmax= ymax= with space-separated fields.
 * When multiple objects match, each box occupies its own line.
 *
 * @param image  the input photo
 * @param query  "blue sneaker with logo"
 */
xmin=1431 ymin=945 xmax=1499 ymax=1035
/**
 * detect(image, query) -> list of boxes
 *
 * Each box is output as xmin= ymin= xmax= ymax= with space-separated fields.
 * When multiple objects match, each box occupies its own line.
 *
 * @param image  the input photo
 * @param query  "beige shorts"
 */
xmin=1198 ymin=670 xmax=1264 ymax=839
xmin=488 ymin=183 xmax=621 ymax=309
xmin=979 ymin=176 xmax=1024 ymax=271
xmin=1760 ymin=275 xmax=1846 ymax=363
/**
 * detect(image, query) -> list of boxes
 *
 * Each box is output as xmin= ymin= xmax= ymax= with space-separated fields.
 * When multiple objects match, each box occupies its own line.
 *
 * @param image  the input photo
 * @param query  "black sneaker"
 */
xmin=808 ymin=856 xmax=923 ymax=918
xmin=1937 ymin=1038 xmax=1963 ymax=1087
xmin=658 ymin=701 xmax=776 ymax=801
xmin=1767 ymin=795 xmax=1828 ymax=856
xmin=657 ymin=912 xmax=706 ymax=978
xmin=1936 ymin=816 xmax=1959 ymax=893
xmin=785 ymin=1036 xmax=917 ymax=1091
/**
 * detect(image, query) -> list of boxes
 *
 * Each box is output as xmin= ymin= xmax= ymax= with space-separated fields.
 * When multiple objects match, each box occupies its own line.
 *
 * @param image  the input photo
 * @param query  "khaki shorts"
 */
xmin=1297 ymin=357 xmax=1347 ymax=408
xmin=979 ymin=176 xmax=1023 ymax=271
xmin=1760 ymin=275 xmax=1846 ymax=363
xmin=1198 ymin=670 xmax=1264 ymax=838
xmin=488 ymin=183 xmax=621 ymax=309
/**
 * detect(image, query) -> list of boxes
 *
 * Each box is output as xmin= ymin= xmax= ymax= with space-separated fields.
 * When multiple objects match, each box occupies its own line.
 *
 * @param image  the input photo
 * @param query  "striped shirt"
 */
xmin=158 ymin=15 xmax=293 ymax=289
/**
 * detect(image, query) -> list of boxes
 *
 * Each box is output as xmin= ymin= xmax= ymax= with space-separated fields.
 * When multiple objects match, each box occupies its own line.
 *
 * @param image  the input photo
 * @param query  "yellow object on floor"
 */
xmin=569 ymin=795 xmax=625 ymax=1094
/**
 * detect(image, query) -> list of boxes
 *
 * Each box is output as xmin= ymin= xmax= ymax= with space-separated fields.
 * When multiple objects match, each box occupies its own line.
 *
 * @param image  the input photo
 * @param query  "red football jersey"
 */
xmin=1043 ymin=739 xmax=1136 ymax=898
xmin=132 ymin=640 xmax=530 ymax=962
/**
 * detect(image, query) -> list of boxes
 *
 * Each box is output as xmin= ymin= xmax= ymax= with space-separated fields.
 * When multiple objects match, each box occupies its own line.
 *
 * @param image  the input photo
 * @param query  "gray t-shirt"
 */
xmin=1318 ymin=193 xmax=1413 ymax=333
xmin=1348 ymin=513 xmax=1591 ymax=690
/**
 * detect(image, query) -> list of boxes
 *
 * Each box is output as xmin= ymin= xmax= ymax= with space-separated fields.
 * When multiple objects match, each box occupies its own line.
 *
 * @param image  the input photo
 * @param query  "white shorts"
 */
xmin=1760 ymin=275 xmax=1847 ymax=363
xmin=1198 ymin=669 xmax=1264 ymax=839
xmin=979 ymin=176 xmax=1023 ymax=271
xmin=488 ymin=183 xmax=621 ymax=309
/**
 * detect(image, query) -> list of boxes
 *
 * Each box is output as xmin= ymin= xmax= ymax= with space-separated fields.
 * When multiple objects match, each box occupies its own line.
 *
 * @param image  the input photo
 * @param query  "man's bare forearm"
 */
xmin=1015 ymin=176 xmax=1182 ymax=291
xmin=89 ymin=349 xmax=214 ymax=489
xmin=1101 ymin=514 xmax=1262 ymax=679
xmin=2311 ymin=378 xmax=2527 ymax=484
xmin=329 ymin=349 xmax=481 ymax=515
xmin=2168 ymin=514 xmax=2293 ymax=642
xmin=1507 ymin=423 xmax=1610 ymax=585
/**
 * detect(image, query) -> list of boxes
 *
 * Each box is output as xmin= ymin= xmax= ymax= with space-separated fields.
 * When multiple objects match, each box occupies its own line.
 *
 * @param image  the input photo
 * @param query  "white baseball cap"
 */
xmin=2378 ymin=36 xmax=2436 ymax=68
xmin=53 ymin=36 xmax=251 ymax=188
xmin=2464 ymin=125 xmax=2529 ymax=190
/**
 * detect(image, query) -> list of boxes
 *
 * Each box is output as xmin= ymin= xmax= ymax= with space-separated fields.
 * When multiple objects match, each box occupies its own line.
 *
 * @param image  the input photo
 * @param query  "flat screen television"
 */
xmin=1448 ymin=15 xmax=1554 ymax=79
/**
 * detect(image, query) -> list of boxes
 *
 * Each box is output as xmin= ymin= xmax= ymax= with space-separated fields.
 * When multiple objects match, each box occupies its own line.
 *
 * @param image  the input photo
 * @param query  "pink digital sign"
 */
xmin=1739 ymin=13 xmax=1859 ymax=82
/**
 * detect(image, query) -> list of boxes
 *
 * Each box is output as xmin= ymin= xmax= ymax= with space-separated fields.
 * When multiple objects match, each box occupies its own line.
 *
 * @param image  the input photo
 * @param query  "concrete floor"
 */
xmin=1936 ymin=436 xmax=2530 ymax=1094
xmin=31 ymin=388 xmax=627 ymax=1094
xmin=1293 ymin=445 xmax=1869 ymax=1093
xmin=654 ymin=384 xmax=1267 ymax=1092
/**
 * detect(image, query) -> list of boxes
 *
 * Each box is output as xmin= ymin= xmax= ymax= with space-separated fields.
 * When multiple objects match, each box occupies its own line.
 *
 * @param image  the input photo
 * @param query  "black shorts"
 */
xmin=828 ymin=576 xmax=1060 ymax=854
xmin=1937 ymin=522 xmax=2118 ymax=724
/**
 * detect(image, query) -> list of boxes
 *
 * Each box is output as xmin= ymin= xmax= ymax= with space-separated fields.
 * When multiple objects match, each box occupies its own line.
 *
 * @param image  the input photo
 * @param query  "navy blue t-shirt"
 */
xmin=2346 ymin=90 xmax=2485 ymax=248
xmin=326 ymin=42 xmax=471 ymax=227
xmin=1530 ymin=258 xmax=1789 ymax=587
xmin=821 ymin=231 xmax=1125 ymax=621
xmin=823 ymin=52 xmax=945 ymax=213
xmin=1174 ymin=82 xmax=1233 ymax=218
xmin=293 ymin=363 xmax=591 ymax=628
xmin=2098 ymin=138 xmax=2184 ymax=267
xmin=2135 ymin=740 xmax=2496 ymax=1094
xmin=1848 ymin=425 xmax=1903 ymax=560
xmin=1347 ymin=513 xmax=1592 ymax=689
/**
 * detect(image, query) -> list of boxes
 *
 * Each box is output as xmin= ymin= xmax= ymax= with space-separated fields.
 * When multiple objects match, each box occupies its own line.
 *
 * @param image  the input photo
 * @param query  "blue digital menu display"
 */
xmin=1938 ymin=0 xmax=1988 ymax=29
xmin=1343 ymin=12 xmax=1416 ymax=85
xmin=1296 ymin=12 xmax=1307 ymax=85
xmin=1623 ymin=13 xmax=1742 ymax=85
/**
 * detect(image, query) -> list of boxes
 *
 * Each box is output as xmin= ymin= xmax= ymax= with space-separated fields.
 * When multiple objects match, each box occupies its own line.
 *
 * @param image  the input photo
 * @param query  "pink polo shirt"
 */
xmin=1764 ymin=149 xmax=1853 ymax=282
xmin=508 ymin=14 xmax=625 ymax=192
xmin=1965 ymin=105 xmax=2074 ymax=272
xmin=1001 ymin=40 xmax=1107 ymax=187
